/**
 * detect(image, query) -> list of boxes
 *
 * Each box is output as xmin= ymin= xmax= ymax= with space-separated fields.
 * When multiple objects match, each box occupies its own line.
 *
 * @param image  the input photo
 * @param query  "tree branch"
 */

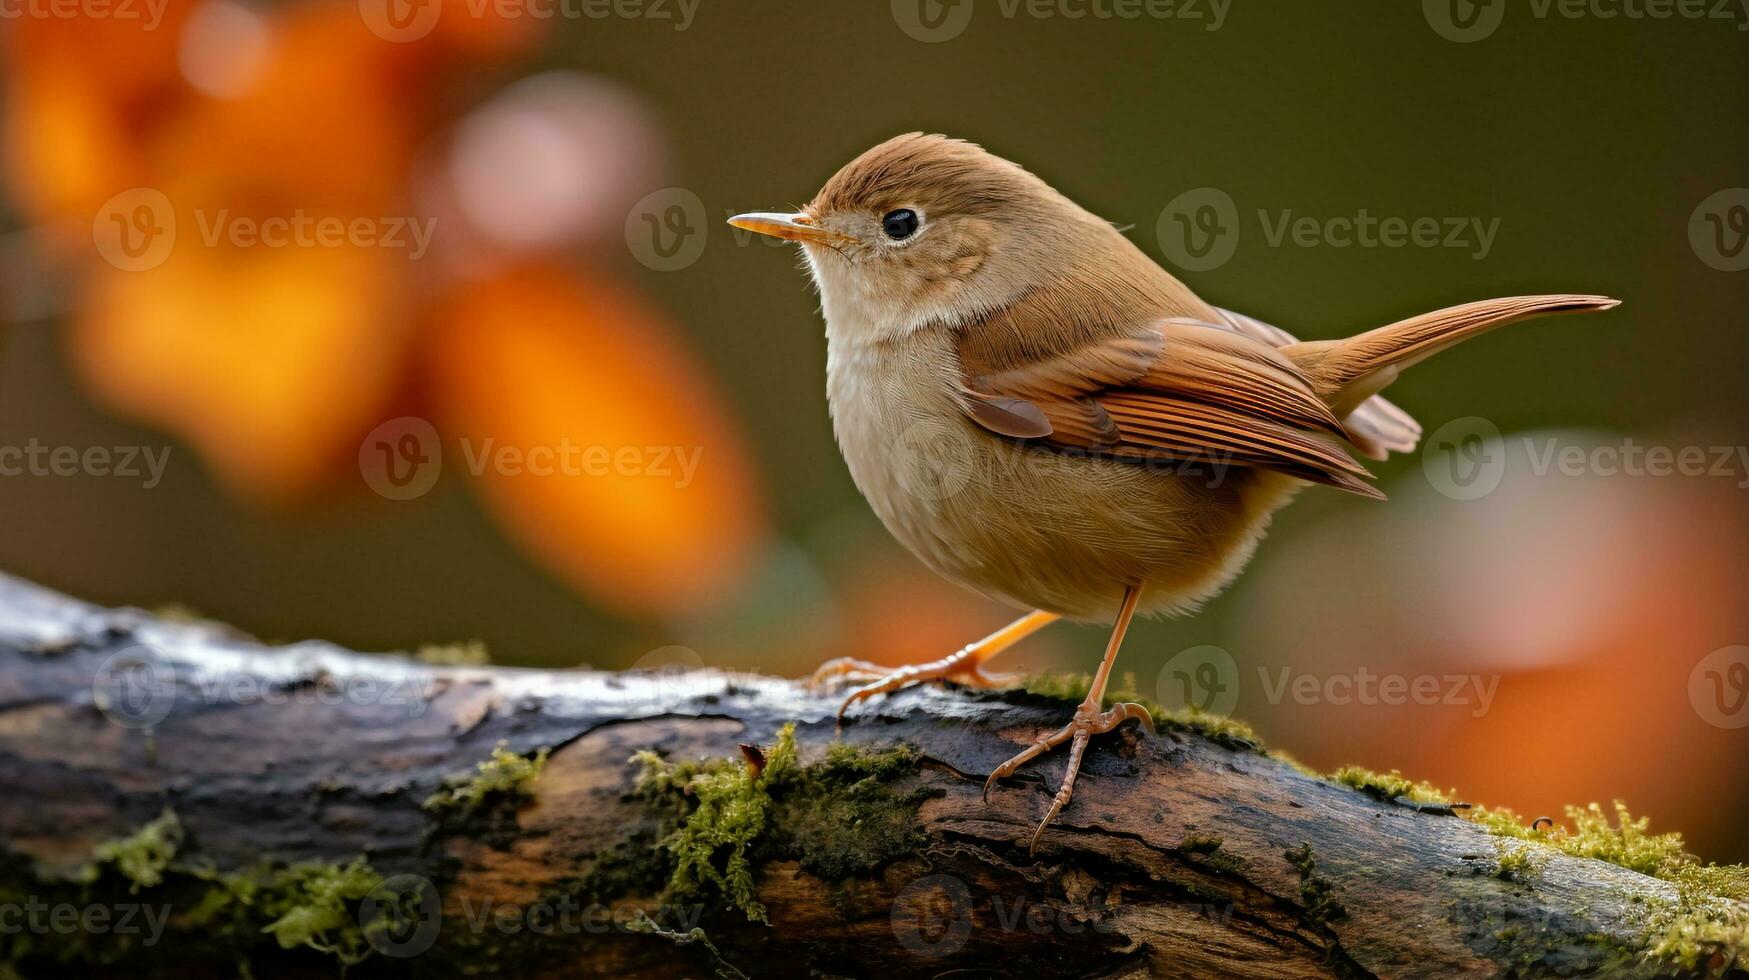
xmin=0 ymin=572 xmax=1736 ymax=978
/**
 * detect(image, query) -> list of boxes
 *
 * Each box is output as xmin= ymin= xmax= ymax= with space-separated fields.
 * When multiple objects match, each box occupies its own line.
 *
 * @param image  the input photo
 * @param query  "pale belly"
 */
xmin=826 ymin=335 xmax=1304 ymax=623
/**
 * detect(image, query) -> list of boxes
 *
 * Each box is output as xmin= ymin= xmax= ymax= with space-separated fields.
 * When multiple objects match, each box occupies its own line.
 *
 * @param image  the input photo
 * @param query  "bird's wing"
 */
xmin=1213 ymin=307 xmax=1422 ymax=460
xmin=957 ymin=317 xmax=1383 ymax=498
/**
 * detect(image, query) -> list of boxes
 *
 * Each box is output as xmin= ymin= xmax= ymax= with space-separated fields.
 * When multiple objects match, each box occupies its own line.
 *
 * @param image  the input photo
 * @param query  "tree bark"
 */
xmin=0 ymin=572 xmax=1732 ymax=979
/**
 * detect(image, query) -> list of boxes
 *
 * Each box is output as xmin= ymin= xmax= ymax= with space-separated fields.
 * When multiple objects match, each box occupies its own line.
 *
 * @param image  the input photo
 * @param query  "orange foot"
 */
xmin=808 ymin=610 xmax=1059 ymax=725
xmin=810 ymin=647 xmax=1018 ymax=725
xmin=983 ymin=700 xmax=1155 ymax=853
xmin=983 ymin=585 xmax=1149 ymax=853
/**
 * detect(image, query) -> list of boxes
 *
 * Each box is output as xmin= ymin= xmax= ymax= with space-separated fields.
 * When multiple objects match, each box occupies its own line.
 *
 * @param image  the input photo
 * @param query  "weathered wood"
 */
xmin=0 ymin=573 xmax=1732 ymax=978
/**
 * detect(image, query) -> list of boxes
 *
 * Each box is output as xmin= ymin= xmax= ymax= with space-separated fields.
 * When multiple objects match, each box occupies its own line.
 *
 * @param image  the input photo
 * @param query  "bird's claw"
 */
xmin=980 ymin=701 xmax=1155 ymax=850
xmin=818 ymin=645 xmax=1016 ymax=727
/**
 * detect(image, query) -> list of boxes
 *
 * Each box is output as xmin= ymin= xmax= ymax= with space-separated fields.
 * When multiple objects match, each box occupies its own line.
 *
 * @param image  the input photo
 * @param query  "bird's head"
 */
xmin=730 ymin=133 xmax=1102 ymax=343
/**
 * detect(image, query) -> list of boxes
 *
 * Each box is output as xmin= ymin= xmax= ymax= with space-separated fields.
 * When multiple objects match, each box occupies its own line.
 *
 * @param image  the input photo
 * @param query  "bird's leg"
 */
xmin=981 ymin=586 xmax=1151 ymax=853
xmin=812 ymin=610 xmax=1060 ymax=725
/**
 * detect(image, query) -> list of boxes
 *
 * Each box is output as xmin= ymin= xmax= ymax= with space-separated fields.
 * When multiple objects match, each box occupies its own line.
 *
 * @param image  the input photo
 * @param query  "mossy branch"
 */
xmin=0 ymin=573 xmax=1743 ymax=978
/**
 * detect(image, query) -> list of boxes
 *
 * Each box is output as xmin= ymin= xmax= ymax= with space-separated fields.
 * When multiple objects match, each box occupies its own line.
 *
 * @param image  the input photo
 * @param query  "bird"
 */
xmin=728 ymin=132 xmax=1619 ymax=850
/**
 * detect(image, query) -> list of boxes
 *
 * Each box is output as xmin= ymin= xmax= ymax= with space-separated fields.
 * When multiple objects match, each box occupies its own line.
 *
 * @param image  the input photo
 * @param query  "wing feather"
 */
xmin=958 ymin=316 xmax=1381 ymax=497
xmin=1215 ymin=306 xmax=1423 ymax=459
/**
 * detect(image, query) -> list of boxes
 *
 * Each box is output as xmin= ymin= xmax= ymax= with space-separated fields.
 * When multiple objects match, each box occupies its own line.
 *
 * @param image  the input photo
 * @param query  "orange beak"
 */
xmin=726 ymin=211 xmax=854 ymax=246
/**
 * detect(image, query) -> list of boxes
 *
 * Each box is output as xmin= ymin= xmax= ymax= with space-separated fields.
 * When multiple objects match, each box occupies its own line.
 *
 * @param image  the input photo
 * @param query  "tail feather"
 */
xmin=1283 ymin=294 xmax=1621 ymax=419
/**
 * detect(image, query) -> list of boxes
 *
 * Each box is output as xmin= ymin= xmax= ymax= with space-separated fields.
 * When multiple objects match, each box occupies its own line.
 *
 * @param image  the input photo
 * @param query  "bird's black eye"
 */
xmin=881 ymin=208 xmax=920 ymax=240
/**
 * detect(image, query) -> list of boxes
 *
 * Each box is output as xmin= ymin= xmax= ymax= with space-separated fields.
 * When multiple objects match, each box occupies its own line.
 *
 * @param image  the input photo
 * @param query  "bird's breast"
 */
xmin=824 ymin=329 xmax=981 ymax=568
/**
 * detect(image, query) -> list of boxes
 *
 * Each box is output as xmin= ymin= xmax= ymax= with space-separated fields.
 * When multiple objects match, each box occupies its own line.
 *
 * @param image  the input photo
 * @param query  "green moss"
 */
xmin=1283 ymin=843 xmax=1346 ymax=930
xmin=763 ymin=740 xmax=933 ymax=882
xmin=630 ymin=725 xmax=932 ymax=924
xmin=575 ymin=832 xmax=677 ymax=907
xmin=1491 ymin=839 xmax=1550 ymax=883
xmin=1179 ymin=833 xmax=1223 ymax=853
xmin=1641 ymin=864 xmax=1749 ymax=972
xmin=633 ymin=723 xmax=798 ymax=922
xmin=161 ymin=857 xmax=394 ymax=968
xmin=424 ymin=741 xmax=549 ymax=814
xmin=81 ymin=810 xmax=182 ymax=893
xmin=1450 ymin=800 xmax=1746 ymax=971
xmin=1017 ymin=672 xmax=1263 ymax=752
xmin=1041 ymin=717 xmax=1749 ymax=972
xmin=255 ymin=859 xmax=385 ymax=964
xmin=5 ymin=810 xmax=399 ymax=974
xmin=1330 ymin=765 xmax=1454 ymax=807
xmin=1554 ymin=802 xmax=1688 ymax=878
xmin=1464 ymin=804 xmax=1542 ymax=839
xmin=412 ymin=640 xmax=491 ymax=666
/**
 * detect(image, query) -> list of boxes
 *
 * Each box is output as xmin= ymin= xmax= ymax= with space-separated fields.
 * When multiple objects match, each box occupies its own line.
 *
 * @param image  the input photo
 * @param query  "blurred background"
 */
xmin=1 ymin=2 xmax=1745 ymax=860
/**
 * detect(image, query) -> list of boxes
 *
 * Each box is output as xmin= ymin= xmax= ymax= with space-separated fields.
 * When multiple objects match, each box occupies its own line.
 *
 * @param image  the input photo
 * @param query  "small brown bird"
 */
xmin=730 ymin=133 xmax=1618 ymax=849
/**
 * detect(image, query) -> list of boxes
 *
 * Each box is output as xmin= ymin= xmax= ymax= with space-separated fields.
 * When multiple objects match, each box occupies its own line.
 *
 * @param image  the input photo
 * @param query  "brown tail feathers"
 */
xmin=1283 ymin=294 xmax=1621 ymax=422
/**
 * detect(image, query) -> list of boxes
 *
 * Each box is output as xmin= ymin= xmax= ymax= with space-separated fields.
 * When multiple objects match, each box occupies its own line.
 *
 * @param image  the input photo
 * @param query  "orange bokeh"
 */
xmin=1 ymin=1 xmax=770 ymax=619
xmin=427 ymin=262 xmax=765 ymax=615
